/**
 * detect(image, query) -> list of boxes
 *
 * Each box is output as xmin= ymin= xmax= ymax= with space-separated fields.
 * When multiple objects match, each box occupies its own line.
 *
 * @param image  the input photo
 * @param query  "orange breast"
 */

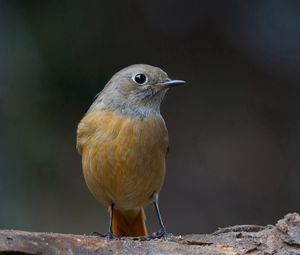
xmin=77 ymin=110 xmax=169 ymax=210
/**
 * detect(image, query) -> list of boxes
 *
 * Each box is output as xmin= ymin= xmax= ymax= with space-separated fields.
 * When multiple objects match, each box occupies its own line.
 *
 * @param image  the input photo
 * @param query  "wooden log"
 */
xmin=0 ymin=213 xmax=299 ymax=254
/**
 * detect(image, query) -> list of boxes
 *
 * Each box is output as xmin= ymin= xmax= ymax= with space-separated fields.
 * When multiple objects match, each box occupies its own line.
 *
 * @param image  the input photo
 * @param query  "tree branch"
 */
xmin=1 ymin=213 xmax=299 ymax=254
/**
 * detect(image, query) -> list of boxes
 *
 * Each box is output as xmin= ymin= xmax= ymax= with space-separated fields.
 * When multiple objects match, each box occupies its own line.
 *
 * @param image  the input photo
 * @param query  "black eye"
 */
xmin=134 ymin=73 xmax=147 ymax=84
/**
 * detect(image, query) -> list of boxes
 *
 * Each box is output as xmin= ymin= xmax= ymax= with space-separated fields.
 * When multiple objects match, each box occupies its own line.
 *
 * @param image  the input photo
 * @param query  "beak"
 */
xmin=160 ymin=79 xmax=186 ymax=88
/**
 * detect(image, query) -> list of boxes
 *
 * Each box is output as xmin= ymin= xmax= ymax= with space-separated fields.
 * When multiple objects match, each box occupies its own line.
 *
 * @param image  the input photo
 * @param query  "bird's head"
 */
xmin=91 ymin=64 xmax=185 ymax=117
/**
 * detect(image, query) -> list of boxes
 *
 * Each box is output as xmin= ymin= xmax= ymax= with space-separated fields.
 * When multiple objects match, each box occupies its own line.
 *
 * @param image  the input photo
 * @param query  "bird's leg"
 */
xmin=91 ymin=204 xmax=116 ymax=239
xmin=90 ymin=204 xmax=115 ymax=238
xmin=148 ymin=194 xmax=168 ymax=239
xmin=153 ymin=200 xmax=167 ymax=237
xmin=105 ymin=204 xmax=116 ymax=240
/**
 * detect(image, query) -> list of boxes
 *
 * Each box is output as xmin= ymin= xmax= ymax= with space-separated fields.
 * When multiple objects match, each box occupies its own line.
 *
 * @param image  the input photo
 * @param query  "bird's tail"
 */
xmin=112 ymin=208 xmax=147 ymax=237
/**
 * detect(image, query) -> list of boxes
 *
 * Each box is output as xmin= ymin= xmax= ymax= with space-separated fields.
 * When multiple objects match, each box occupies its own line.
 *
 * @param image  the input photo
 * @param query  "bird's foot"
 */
xmin=148 ymin=228 xmax=170 ymax=240
xmin=104 ymin=232 xmax=120 ymax=241
xmin=90 ymin=231 xmax=120 ymax=240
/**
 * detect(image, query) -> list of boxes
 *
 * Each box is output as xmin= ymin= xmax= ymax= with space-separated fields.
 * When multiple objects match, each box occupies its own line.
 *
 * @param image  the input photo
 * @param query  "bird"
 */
xmin=76 ymin=64 xmax=185 ymax=238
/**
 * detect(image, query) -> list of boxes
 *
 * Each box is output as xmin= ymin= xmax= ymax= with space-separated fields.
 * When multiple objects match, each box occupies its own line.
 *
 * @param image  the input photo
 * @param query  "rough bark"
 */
xmin=0 ymin=213 xmax=299 ymax=255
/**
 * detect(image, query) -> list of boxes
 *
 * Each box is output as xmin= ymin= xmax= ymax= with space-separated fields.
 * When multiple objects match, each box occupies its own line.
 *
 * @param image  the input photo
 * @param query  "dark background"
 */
xmin=1 ymin=0 xmax=300 ymax=235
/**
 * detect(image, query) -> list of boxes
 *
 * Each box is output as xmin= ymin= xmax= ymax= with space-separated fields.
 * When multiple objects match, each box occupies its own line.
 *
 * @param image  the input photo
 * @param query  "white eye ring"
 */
xmin=132 ymin=73 xmax=147 ymax=84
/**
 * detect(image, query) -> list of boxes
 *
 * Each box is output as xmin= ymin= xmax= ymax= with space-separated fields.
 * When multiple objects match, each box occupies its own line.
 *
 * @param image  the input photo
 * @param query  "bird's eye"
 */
xmin=133 ymin=73 xmax=147 ymax=84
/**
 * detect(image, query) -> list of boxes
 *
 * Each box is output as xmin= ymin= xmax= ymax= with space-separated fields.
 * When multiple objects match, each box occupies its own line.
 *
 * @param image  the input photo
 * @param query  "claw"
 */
xmin=148 ymin=228 xmax=169 ymax=240
xmin=105 ymin=232 xmax=117 ymax=240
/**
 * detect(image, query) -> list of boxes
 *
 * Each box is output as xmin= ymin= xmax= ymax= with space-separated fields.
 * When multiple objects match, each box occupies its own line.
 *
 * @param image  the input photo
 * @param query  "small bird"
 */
xmin=76 ymin=64 xmax=185 ymax=238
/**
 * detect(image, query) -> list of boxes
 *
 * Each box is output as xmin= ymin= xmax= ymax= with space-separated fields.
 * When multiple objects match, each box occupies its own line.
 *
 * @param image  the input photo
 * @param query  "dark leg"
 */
xmin=149 ymin=199 xmax=167 ymax=239
xmin=105 ymin=204 xmax=115 ymax=239
xmin=90 ymin=204 xmax=117 ymax=239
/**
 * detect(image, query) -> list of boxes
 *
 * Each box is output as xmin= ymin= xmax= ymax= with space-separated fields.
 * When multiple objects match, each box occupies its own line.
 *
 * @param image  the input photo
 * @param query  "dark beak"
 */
xmin=161 ymin=79 xmax=186 ymax=88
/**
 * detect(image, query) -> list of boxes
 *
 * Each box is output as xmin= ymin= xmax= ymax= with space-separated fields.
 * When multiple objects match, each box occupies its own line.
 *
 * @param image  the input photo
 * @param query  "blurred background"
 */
xmin=0 ymin=0 xmax=300 ymax=235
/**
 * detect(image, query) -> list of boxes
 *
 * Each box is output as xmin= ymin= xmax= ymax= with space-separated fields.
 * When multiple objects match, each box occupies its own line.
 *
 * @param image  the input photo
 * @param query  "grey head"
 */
xmin=90 ymin=64 xmax=185 ymax=118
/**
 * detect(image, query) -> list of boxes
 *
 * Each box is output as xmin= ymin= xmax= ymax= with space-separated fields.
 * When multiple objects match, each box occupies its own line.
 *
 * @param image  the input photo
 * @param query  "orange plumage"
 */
xmin=76 ymin=64 xmax=185 ymax=238
xmin=77 ymin=110 xmax=168 ymax=236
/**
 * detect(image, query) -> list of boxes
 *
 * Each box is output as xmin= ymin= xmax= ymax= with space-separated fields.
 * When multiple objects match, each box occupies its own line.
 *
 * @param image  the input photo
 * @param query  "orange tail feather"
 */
xmin=112 ymin=208 xmax=147 ymax=237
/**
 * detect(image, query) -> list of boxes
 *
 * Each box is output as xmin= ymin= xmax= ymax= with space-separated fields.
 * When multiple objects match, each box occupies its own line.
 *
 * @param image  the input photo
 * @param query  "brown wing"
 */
xmin=76 ymin=111 xmax=103 ymax=155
